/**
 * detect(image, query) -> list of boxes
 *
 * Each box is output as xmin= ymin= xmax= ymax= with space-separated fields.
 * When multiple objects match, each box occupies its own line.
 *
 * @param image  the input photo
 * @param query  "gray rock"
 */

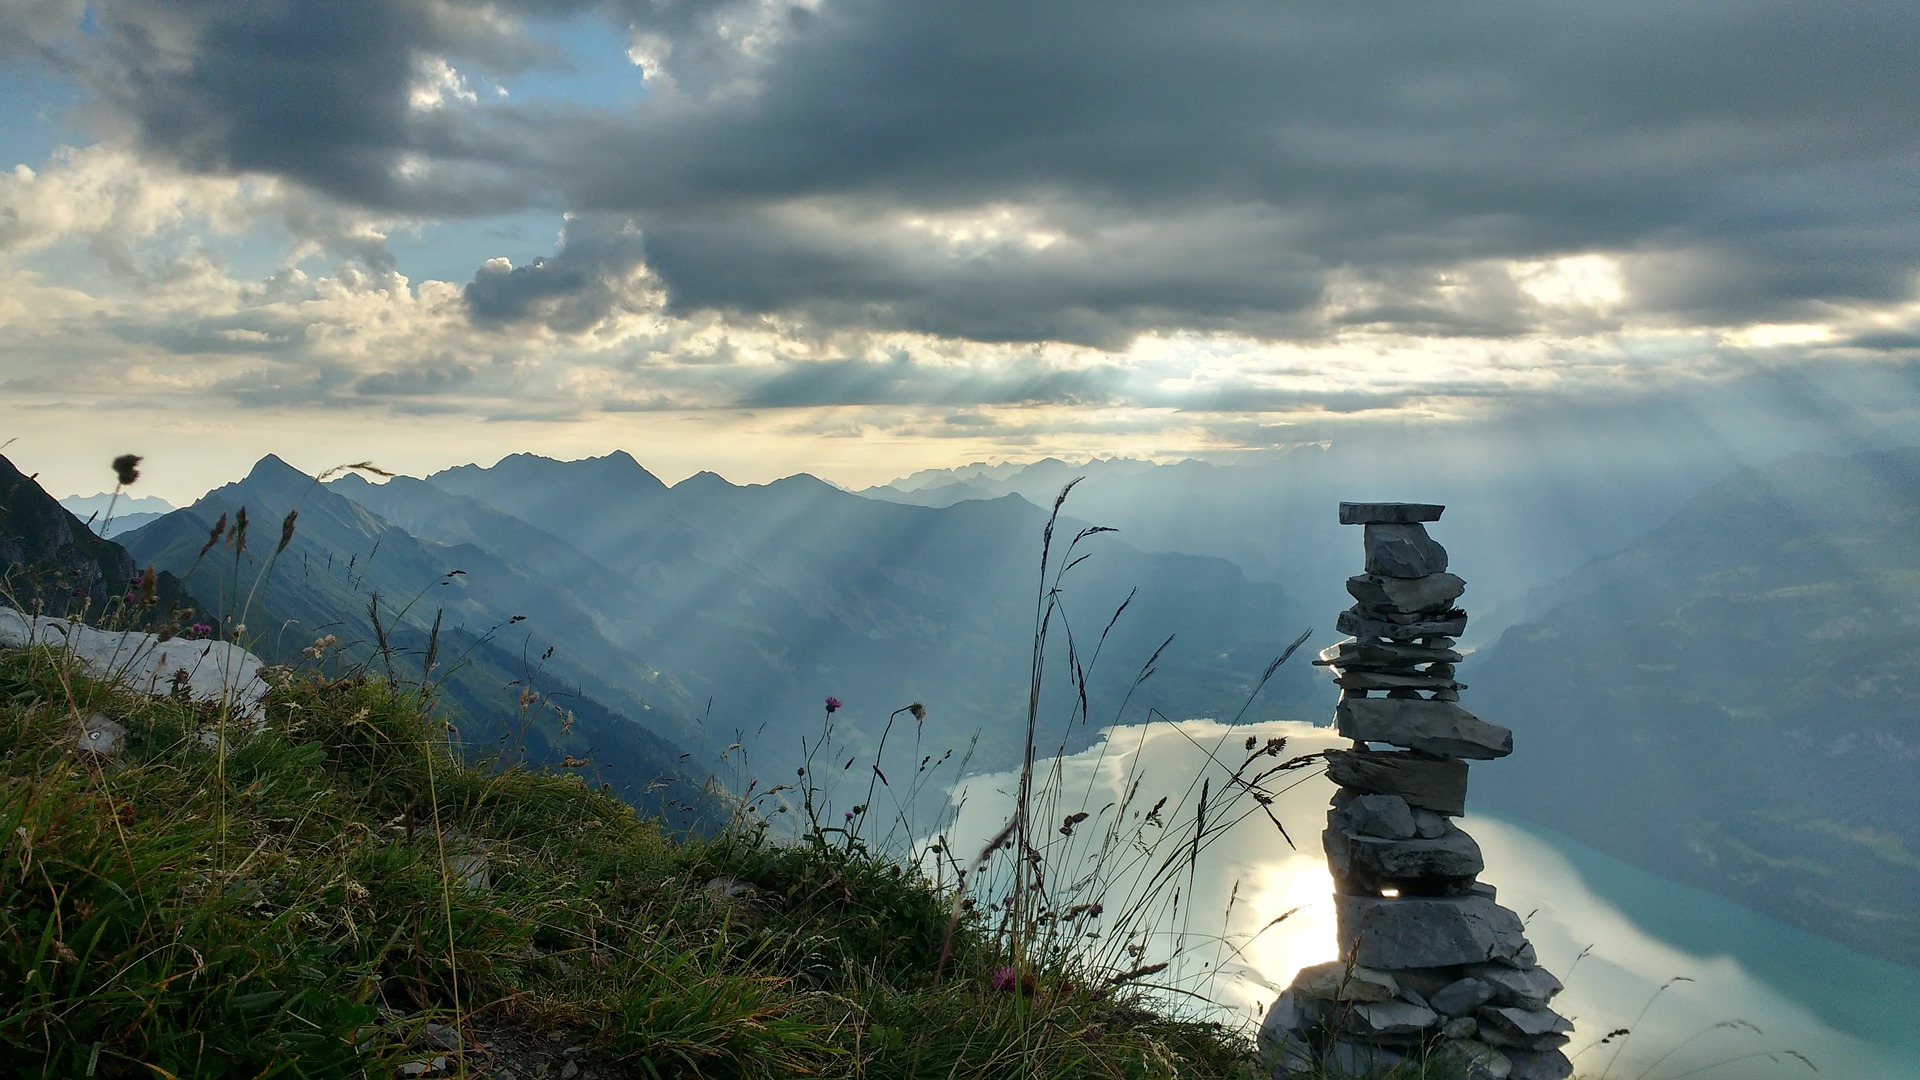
xmin=1436 ymin=1040 xmax=1513 ymax=1080
xmin=1258 ymin=992 xmax=1317 ymax=1071
xmin=1337 ymin=607 xmax=1469 ymax=641
xmin=1442 ymin=1015 xmax=1479 ymax=1040
xmin=1339 ymin=502 xmax=1445 ymax=525
xmin=0 ymin=607 xmax=269 ymax=724
xmin=1364 ymin=522 xmax=1451 ymax=577
xmin=1260 ymin=1029 xmax=1315 ymax=1077
xmin=1465 ymin=964 xmax=1563 ymax=1009
xmin=1325 ymin=749 xmax=1470 ymax=816
xmin=1339 ymin=793 xmax=1416 ymax=839
xmin=1261 ymin=990 xmax=1308 ymax=1034
xmin=704 ymin=875 xmax=760 ymax=903
xmin=1338 ymin=697 xmax=1514 ymax=760
xmin=1347 ymin=831 xmax=1485 ymax=882
xmin=1337 ymin=894 xmax=1532 ymax=968
xmin=1430 ymin=977 xmax=1497 ymax=1017
xmin=1476 ymin=1006 xmax=1573 ymax=1051
xmin=1343 ymin=999 xmax=1439 ymax=1039
xmin=1316 ymin=639 xmax=1462 ymax=668
xmin=1411 ymin=808 xmax=1454 ymax=838
xmin=1334 ymin=670 xmax=1462 ymax=693
xmin=1385 ymin=967 xmax=1462 ymax=998
xmin=75 ymin=713 xmax=128 ymax=756
xmin=1503 ymin=1047 xmax=1574 ymax=1080
xmin=1347 ymin=573 xmax=1468 ymax=614
xmin=1324 ymin=826 xmax=1352 ymax=877
xmin=1323 ymin=1040 xmax=1407 ymax=1075
xmin=1291 ymin=960 xmax=1399 ymax=1002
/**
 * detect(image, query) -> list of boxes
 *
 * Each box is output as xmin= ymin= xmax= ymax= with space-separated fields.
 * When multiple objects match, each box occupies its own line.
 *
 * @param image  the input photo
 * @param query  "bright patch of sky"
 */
xmin=493 ymin=12 xmax=651 ymax=109
xmin=0 ymin=72 xmax=83 ymax=166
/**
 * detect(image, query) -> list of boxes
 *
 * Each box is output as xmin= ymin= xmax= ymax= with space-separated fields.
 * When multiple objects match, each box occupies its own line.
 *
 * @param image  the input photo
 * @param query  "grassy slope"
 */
xmin=0 ymin=642 xmax=1271 ymax=1080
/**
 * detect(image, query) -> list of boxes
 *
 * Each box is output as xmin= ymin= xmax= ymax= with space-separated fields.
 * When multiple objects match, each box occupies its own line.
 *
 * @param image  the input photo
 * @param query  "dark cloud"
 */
xmin=45 ymin=0 xmax=1920 ymax=344
xmin=353 ymin=363 xmax=475 ymax=396
xmin=462 ymin=212 xmax=650 ymax=332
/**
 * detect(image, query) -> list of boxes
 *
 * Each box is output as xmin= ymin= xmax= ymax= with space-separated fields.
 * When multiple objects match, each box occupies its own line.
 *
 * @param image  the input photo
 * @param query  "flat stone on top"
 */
xmin=1325 ymin=748 xmax=1469 ymax=815
xmin=1347 ymin=573 xmax=1468 ymax=615
xmin=1340 ymin=502 xmax=1446 ymax=525
xmin=1338 ymin=697 xmax=1514 ymax=759
xmin=1317 ymin=640 xmax=1463 ymax=667
xmin=1345 ymin=829 xmax=1485 ymax=882
xmin=1337 ymin=606 xmax=1468 ymax=641
xmin=1337 ymin=892 xmax=1531 ymax=968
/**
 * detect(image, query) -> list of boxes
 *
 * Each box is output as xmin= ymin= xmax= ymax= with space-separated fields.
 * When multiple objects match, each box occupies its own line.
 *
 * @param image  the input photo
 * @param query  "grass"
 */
xmin=0 ymin=632 xmax=1284 ymax=1078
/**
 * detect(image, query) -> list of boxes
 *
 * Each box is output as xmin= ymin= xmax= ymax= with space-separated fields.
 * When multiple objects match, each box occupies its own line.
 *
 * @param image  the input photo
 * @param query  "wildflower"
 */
xmin=844 ymin=811 xmax=855 ymax=821
xmin=824 ymin=696 xmax=842 ymax=713
xmin=991 ymin=965 xmax=1037 ymax=995
xmin=111 ymin=454 xmax=141 ymax=486
xmin=909 ymin=702 xmax=926 ymax=721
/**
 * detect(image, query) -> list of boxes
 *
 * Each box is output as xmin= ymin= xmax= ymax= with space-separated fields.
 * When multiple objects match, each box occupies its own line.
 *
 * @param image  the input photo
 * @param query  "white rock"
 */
xmin=0 ymin=607 xmax=268 ymax=724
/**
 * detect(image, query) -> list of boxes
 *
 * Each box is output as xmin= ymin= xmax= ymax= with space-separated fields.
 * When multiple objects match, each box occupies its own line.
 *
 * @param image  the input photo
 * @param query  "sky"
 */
xmin=3 ymin=0 xmax=1919 ymax=504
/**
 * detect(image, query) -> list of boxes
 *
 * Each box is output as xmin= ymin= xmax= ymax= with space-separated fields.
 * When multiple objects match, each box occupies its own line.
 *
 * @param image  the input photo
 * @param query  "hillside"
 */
xmin=0 ymin=637 xmax=1259 ymax=1079
xmin=1471 ymin=448 xmax=1920 ymax=967
xmin=117 ymin=456 xmax=720 ymax=828
xmin=862 ymin=443 xmax=1738 ymax=648
xmin=1 ymin=454 xmax=200 ymax=627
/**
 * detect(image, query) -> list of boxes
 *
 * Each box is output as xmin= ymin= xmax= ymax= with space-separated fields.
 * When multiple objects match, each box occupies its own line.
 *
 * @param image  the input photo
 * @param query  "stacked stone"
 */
xmin=1259 ymin=503 xmax=1573 ymax=1080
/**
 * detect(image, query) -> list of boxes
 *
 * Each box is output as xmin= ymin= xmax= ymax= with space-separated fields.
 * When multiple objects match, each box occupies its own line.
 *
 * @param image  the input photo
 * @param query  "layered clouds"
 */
xmin=4 ymin=0 xmax=1919 ymax=496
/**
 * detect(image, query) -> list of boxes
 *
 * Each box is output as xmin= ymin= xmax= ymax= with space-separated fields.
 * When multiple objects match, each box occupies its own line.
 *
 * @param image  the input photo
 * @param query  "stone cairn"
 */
xmin=1259 ymin=502 xmax=1573 ymax=1080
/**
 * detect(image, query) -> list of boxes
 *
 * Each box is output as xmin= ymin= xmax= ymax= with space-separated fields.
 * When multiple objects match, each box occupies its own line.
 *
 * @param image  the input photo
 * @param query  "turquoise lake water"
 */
xmin=939 ymin=719 xmax=1920 ymax=1079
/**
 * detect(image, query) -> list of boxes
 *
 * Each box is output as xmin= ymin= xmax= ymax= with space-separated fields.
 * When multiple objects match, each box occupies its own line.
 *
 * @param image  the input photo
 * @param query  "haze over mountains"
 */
xmin=102 ymin=451 xmax=1320 ymax=831
xmin=15 ymin=439 xmax=1913 ymax=970
xmin=343 ymin=451 xmax=1323 ymax=776
xmin=1470 ymin=448 xmax=1920 ymax=966
xmin=863 ymin=429 xmax=1745 ymax=648
xmin=59 ymin=492 xmax=177 ymax=540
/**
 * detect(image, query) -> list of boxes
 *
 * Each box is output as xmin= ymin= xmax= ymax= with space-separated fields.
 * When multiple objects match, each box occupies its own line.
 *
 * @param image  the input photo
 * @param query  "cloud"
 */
xmin=462 ymin=212 xmax=658 ymax=333
xmin=22 ymin=0 xmax=1909 ymax=347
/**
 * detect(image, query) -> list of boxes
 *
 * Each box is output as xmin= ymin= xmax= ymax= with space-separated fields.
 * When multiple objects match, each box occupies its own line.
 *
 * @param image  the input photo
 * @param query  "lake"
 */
xmin=935 ymin=719 xmax=1920 ymax=1080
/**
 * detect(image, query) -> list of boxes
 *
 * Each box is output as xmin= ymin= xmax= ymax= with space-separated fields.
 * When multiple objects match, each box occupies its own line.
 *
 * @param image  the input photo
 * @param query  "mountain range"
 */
xmin=59 ymin=492 xmax=178 ymax=539
xmin=107 ymin=451 xmax=1321 ymax=831
xmin=347 ymin=451 xmax=1324 ymax=781
xmin=863 ymin=436 xmax=1751 ymax=649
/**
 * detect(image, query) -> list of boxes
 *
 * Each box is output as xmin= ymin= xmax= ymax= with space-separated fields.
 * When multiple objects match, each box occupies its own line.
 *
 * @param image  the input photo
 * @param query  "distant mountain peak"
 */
xmin=224 ymin=454 xmax=319 ymax=499
xmin=674 ymin=470 xmax=735 ymax=492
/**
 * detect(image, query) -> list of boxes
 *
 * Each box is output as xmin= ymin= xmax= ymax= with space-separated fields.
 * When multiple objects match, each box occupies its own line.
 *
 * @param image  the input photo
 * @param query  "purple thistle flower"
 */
xmin=824 ymin=696 xmax=842 ymax=713
xmin=991 ymin=966 xmax=1017 ymax=992
xmin=844 ymin=811 xmax=855 ymax=821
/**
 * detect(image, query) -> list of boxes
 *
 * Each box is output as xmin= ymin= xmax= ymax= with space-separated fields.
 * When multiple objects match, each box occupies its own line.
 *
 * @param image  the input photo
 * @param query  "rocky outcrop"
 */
xmin=1259 ymin=503 xmax=1572 ymax=1080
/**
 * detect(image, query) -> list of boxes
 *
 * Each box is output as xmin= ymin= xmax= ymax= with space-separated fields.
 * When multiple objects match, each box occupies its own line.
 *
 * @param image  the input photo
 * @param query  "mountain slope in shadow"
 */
xmin=120 ymin=455 xmax=719 ymax=829
xmin=1470 ymin=447 xmax=1920 ymax=968
xmin=411 ymin=452 xmax=1324 ymax=782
